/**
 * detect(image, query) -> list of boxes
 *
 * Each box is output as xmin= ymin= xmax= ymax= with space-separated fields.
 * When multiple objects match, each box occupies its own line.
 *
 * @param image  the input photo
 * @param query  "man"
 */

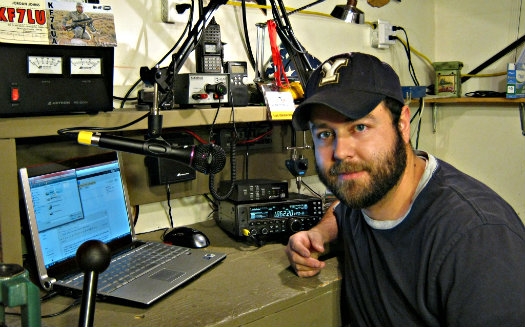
xmin=285 ymin=52 xmax=525 ymax=326
xmin=62 ymin=2 xmax=96 ymax=40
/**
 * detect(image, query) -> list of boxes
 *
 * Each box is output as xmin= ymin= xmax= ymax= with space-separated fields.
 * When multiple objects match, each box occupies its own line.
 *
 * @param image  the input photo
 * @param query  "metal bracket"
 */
xmin=518 ymin=102 xmax=525 ymax=136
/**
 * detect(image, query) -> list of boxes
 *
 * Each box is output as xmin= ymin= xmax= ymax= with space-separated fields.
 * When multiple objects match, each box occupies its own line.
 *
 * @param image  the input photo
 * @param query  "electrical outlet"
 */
xmin=370 ymin=19 xmax=396 ymax=49
xmin=161 ymin=0 xmax=190 ymax=24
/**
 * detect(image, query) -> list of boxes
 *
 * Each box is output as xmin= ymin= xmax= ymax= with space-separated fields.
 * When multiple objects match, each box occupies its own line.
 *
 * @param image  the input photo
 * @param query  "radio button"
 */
xmin=288 ymin=218 xmax=302 ymax=232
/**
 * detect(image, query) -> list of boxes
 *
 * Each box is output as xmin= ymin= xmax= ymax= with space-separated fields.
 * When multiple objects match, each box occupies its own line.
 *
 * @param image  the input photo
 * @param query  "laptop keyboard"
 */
xmin=62 ymin=242 xmax=189 ymax=293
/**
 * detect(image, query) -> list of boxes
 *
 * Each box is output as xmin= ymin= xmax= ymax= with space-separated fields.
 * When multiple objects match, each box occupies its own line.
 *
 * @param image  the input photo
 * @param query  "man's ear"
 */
xmin=398 ymin=105 xmax=411 ymax=142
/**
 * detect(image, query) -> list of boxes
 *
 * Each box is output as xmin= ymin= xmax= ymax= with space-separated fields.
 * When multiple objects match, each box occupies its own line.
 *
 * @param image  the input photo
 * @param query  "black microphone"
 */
xmin=77 ymin=131 xmax=226 ymax=174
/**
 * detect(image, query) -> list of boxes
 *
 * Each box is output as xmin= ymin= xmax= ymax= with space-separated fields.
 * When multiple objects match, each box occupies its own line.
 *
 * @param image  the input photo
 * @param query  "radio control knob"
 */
xmin=261 ymin=227 xmax=269 ymax=235
xmin=205 ymin=82 xmax=227 ymax=96
xmin=288 ymin=218 xmax=302 ymax=232
xmin=250 ymin=228 xmax=258 ymax=236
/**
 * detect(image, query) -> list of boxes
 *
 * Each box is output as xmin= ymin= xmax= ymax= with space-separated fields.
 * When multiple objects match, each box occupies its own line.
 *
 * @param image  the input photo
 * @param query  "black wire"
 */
xmin=119 ymin=0 xmax=195 ymax=108
xmin=241 ymin=0 xmax=256 ymax=71
xmin=208 ymin=99 xmax=238 ymax=201
xmin=57 ymin=112 xmax=150 ymax=137
xmin=407 ymin=97 xmax=423 ymax=149
xmin=286 ymin=0 xmax=325 ymax=16
xmin=133 ymin=204 xmax=140 ymax=226
xmin=301 ymin=180 xmax=321 ymax=198
xmin=166 ymin=183 xmax=174 ymax=228
xmin=202 ymin=193 xmax=219 ymax=211
xmin=415 ymin=98 xmax=423 ymax=149
xmin=393 ymin=27 xmax=419 ymax=86
xmin=5 ymin=297 xmax=81 ymax=319
xmin=41 ymin=298 xmax=81 ymax=318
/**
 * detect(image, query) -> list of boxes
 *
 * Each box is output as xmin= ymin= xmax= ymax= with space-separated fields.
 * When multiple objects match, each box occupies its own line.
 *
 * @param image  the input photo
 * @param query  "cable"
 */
xmin=236 ymin=127 xmax=273 ymax=146
xmin=118 ymin=0 xmax=195 ymax=108
xmin=394 ymin=37 xmax=433 ymax=69
xmin=226 ymin=0 xmax=332 ymax=19
xmin=461 ymin=34 xmax=525 ymax=84
xmin=208 ymin=98 xmax=238 ymax=201
xmin=42 ymin=298 xmax=82 ymax=318
xmin=301 ymin=180 xmax=321 ymax=198
xmin=240 ymin=0 xmax=256 ymax=71
xmin=392 ymin=26 xmax=419 ymax=86
xmin=166 ymin=183 xmax=174 ymax=228
xmin=5 ymin=297 xmax=81 ymax=320
xmin=133 ymin=204 xmax=140 ymax=227
xmin=410 ymin=98 xmax=424 ymax=149
xmin=57 ymin=112 xmax=150 ymax=138
xmin=242 ymin=228 xmax=264 ymax=247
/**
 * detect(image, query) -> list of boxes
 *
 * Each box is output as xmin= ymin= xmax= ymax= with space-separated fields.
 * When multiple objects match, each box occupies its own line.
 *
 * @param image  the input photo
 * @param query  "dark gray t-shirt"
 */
xmin=335 ymin=155 xmax=525 ymax=326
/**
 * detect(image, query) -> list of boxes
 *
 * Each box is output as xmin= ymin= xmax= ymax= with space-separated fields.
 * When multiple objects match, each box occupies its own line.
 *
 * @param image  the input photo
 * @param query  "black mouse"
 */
xmin=162 ymin=227 xmax=210 ymax=248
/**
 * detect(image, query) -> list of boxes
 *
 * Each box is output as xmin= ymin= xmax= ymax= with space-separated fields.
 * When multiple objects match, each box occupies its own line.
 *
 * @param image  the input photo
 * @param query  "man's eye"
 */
xmin=317 ymin=131 xmax=333 ymax=140
xmin=355 ymin=124 xmax=367 ymax=132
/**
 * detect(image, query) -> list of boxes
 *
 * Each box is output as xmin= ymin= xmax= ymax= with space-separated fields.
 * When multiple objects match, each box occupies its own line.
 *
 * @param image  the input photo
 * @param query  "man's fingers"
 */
xmin=293 ymin=262 xmax=323 ymax=277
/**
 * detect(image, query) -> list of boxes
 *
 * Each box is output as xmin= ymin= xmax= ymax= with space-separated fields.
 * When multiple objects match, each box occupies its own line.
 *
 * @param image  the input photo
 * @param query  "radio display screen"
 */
xmin=249 ymin=203 xmax=311 ymax=219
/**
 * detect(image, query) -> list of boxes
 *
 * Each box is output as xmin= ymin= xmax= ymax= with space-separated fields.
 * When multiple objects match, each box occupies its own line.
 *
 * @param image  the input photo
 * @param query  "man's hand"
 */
xmin=285 ymin=230 xmax=326 ymax=277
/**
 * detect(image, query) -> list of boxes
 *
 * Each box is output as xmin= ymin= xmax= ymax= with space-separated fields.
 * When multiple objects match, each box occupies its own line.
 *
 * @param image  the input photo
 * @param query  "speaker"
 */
xmin=145 ymin=134 xmax=196 ymax=185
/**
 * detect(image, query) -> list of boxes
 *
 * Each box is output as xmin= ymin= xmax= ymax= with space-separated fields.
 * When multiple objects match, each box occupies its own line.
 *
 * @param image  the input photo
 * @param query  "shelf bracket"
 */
xmin=518 ymin=102 xmax=525 ymax=136
xmin=432 ymin=103 xmax=437 ymax=133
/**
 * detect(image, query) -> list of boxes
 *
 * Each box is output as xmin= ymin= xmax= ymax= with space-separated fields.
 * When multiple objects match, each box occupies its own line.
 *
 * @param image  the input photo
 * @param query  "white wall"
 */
xmin=428 ymin=1 xmax=525 ymax=219
xmin=107 ymin=0 xmax=435 ymax=102
xmin=102 ymin=0 xmax=525 ymax=230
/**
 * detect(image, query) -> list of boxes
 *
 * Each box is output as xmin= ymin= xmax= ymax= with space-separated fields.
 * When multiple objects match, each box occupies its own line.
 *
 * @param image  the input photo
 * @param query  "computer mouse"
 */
xmin=162 ymin=227 xmax=210 ymax=248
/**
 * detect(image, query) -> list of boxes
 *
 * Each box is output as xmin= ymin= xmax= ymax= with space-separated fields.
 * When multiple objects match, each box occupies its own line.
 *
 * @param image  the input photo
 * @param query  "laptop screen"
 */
xmin=21 ymin=152 xmax=134 ymax=277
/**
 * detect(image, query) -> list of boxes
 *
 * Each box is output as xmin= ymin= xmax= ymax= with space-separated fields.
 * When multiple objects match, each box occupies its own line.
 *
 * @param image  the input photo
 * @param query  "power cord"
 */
xmin=57 ymin=112 xmax=150 ymax=137
xmin=242 ymin=229 xmax=265 ymax=247
xmin=208 ymin=98 xmax=238 ymax=201
xmin=391 ymin=25 xmax=424 ymax=148
xmin=392 ymin=26 xmax=419 ymax=86
xmin=465 ymin=91 xmax=506 ymax=98
xmin=118 ymin=0 xmax=195 ymax=108
xmin=5 ymin=294 xmax=81 ymax=320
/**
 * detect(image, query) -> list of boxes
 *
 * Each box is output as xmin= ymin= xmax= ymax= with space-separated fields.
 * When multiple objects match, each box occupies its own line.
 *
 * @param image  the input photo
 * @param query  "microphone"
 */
xmin=77 ymin=131 xmax=226 ymax=174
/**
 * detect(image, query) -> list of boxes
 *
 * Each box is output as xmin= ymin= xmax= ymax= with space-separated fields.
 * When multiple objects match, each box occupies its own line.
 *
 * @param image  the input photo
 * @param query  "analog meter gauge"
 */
xmin=27 ymin=56 xmax=63 ymax=75
xmin=70 ymin=57 xmax=102 ymax=75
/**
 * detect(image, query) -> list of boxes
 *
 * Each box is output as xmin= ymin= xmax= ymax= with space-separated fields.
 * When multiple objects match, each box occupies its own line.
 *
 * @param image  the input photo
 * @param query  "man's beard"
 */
xmin=316 ymin=129 xmax=407 ymax=209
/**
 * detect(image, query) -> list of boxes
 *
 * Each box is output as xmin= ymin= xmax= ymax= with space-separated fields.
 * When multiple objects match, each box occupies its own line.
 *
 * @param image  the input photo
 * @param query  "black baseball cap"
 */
xmin=292 ymin=52 xmax=404 ymax=131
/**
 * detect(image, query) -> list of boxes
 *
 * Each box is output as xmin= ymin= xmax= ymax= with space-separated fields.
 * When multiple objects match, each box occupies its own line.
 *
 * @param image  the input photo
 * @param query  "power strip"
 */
xmin=217 ymin=126 xmax=273 ymax=150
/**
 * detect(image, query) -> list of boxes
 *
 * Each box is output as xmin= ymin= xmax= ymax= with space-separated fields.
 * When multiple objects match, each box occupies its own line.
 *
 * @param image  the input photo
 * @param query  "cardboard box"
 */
xmin=506 ymin=63 xmax=525 ymax=98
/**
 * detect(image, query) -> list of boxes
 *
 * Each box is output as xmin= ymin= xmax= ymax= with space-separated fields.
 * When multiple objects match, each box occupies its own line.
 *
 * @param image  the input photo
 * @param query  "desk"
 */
xmin=36 ymin=221 xmax=342 ymax=327
xmin=0 ymin=106 xmax=271 ymax=265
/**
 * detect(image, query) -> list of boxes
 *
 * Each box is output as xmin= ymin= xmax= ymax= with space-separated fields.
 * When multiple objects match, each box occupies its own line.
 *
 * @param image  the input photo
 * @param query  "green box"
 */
xmin=432 ymin=61 xmax=463 ymax=97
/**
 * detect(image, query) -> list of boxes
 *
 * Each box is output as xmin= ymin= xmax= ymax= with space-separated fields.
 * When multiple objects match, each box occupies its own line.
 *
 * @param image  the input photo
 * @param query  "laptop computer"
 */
xmin=19 ymin=151 xmax=226 ymax=307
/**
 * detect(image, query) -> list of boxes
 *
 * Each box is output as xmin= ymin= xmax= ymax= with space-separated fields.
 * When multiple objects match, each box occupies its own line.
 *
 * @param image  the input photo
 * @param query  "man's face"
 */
xmin=310 ymin=103 xmax=407 ymax=209
xmin=77 ymin=5 xmax=83 ymax=13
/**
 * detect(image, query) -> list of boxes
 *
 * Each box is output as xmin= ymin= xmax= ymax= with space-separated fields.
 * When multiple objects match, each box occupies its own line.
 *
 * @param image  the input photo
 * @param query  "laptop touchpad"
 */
xmin=149 ymin=269 xmax=185 ymax=282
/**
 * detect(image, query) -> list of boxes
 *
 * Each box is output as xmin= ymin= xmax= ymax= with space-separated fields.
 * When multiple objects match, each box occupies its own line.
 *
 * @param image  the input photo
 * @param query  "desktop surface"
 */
xmin=35 ymin=220 xmax=342 ymax=327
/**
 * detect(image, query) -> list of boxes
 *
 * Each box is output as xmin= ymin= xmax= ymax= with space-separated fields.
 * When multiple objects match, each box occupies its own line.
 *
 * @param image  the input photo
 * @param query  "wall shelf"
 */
xmin=0 ymin=106 xmax=269 ymax=139
xmin=416 ymin=97 xmax=525 ymax=133
xmin=0 ymin=105 xmax=271 ymax=264
xmin=424 ymin=97 xmax=525 ymax=104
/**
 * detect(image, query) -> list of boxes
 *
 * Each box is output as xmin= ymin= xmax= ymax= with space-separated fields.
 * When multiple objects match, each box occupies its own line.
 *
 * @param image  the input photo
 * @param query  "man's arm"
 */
xmin=285 ymin=201 xmax=340 ymax=277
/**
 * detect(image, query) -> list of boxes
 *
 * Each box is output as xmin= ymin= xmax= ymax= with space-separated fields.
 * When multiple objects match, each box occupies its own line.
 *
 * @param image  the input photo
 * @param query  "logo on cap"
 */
xmin=319 ymin=58 xmax=348 ymax=87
